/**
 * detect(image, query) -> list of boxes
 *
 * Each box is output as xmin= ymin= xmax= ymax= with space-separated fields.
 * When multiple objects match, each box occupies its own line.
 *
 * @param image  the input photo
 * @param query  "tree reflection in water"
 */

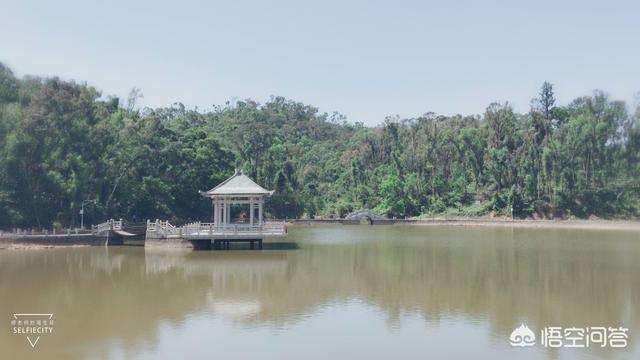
xmin=0 ymin=225 xmax=638 ymax=359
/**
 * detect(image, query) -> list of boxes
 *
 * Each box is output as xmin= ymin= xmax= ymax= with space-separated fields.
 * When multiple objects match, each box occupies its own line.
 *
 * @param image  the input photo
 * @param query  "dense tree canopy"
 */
xmin=0 ymin=65 xmax=638 ymax=229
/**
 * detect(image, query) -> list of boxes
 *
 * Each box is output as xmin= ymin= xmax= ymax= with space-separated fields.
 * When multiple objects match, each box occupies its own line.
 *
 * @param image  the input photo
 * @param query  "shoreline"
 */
xmin=1 ymin=218 xmax=638 ymax=250
xmin=0 ymin=233 xmax=110 ymax=250
xmin=290 ymin=218 xmax=640 ymax=231
xmin=411 ymin=218 xmax=640 ymax=231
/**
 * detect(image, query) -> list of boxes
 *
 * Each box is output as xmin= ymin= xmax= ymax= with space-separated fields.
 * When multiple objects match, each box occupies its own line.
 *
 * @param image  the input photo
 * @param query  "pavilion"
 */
xmin=199 ymin=168 xmax=273 ymax=229
xmin=145 ymin=169 xmax=286 ymax=249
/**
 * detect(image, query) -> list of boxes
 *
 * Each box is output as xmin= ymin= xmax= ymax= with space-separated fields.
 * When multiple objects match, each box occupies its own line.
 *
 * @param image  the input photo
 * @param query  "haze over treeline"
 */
xmin=0 ymin=63 xmax=638 ymax=228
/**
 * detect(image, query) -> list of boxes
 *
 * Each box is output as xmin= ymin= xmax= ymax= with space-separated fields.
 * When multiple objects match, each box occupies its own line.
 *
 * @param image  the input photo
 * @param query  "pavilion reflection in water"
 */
xmin=1 ymin=226 xmax=639 ymax=359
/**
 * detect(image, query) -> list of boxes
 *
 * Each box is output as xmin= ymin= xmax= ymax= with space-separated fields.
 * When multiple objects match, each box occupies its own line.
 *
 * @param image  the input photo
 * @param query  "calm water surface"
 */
xmin=1 ymin=225 xmax=639 ymax=359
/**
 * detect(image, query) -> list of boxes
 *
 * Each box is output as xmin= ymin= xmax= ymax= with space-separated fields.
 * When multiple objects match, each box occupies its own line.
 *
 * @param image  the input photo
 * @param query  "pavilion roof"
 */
xmin=200 ymin=169 xmax=274 ymax=197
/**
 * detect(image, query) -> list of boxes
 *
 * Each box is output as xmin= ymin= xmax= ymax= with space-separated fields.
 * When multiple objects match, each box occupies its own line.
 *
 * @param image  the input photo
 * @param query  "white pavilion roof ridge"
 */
xmin=202 ymin=169 xmax=274 ymax=196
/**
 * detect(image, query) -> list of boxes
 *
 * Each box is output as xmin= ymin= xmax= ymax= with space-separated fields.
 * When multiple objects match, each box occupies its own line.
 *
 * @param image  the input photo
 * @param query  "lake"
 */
xmin=1 ymin=225 xmax=639 ymax=359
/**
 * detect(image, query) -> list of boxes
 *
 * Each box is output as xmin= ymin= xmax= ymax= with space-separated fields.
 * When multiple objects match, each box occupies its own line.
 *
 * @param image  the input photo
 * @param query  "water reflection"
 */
xmin=0 ymin=225 xmax=638 ymax=359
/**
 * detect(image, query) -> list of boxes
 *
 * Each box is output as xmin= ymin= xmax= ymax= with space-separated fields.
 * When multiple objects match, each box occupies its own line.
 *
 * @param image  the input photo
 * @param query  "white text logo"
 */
xmin=510 ymin=324 xmax=628 ymax=349
xmin=10 ymin=313 xmax=54 ymax=348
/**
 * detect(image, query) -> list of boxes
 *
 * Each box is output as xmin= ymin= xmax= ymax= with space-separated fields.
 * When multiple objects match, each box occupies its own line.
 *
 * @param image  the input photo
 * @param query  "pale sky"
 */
xmin=1 ymin=0 xmax=638 ymax=124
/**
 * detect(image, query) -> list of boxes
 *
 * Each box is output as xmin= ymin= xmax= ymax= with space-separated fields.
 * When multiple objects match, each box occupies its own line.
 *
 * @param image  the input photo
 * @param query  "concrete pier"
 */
xmin=145 ymin=236 xmax=264 ymax=250
xmin=0 ymin=233 xmax=109 ymax=248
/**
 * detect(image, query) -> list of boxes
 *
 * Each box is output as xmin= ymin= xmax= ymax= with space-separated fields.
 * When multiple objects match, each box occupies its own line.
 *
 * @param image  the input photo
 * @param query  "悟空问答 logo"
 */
xmin=510 ymin=323 xmax=536 ymax=347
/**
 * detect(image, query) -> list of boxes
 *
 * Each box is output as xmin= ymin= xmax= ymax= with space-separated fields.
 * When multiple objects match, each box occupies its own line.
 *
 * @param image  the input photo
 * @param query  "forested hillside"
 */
xmin=0 ymin=63 xmax=638 ymax=228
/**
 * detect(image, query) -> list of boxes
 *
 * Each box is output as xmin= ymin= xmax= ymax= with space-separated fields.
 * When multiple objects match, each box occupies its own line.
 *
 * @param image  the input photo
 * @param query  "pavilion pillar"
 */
xmin=250 ymin=200 xmax=254 ymax=226
xmin=215 ymin=201 xmax=220 ymax=226
xmin=218 ymin=200 xmax=227 ymax=226
xmin=216 ymin=201 xmax=221 ymax=226
xmin=225 ymin=200 xmax=230 ymax=225
xmin=258 ymin=201 xmax=263 ymax=227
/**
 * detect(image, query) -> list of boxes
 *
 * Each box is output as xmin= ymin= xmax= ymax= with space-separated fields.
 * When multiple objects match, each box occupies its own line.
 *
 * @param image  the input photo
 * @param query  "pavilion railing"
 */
xmin=146 ymin=220 xmax=287 ymax=237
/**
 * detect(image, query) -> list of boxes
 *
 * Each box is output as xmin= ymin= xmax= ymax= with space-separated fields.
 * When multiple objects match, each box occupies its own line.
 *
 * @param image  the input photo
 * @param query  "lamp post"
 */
xmin=80 ymin=199 xmax=97 ymax=230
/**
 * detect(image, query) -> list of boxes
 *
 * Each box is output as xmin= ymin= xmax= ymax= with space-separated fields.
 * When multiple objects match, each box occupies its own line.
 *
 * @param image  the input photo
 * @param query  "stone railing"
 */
xmin=146 ymin=219 xmax=178 ymax=237
xmin=146 ymin=220 xmax=287 ymax=238
xmin=91 ymin=219 xmax=123 ymax=234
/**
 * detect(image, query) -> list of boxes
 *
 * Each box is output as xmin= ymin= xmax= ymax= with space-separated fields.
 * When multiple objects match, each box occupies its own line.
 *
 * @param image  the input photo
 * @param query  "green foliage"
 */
xmin=0 ymin=64 xmax=638 ymax=228
xmin=430 ymin=197 xmax=446 ymax=214
xmin=374 ymin=171 xmax=405 ymax=218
